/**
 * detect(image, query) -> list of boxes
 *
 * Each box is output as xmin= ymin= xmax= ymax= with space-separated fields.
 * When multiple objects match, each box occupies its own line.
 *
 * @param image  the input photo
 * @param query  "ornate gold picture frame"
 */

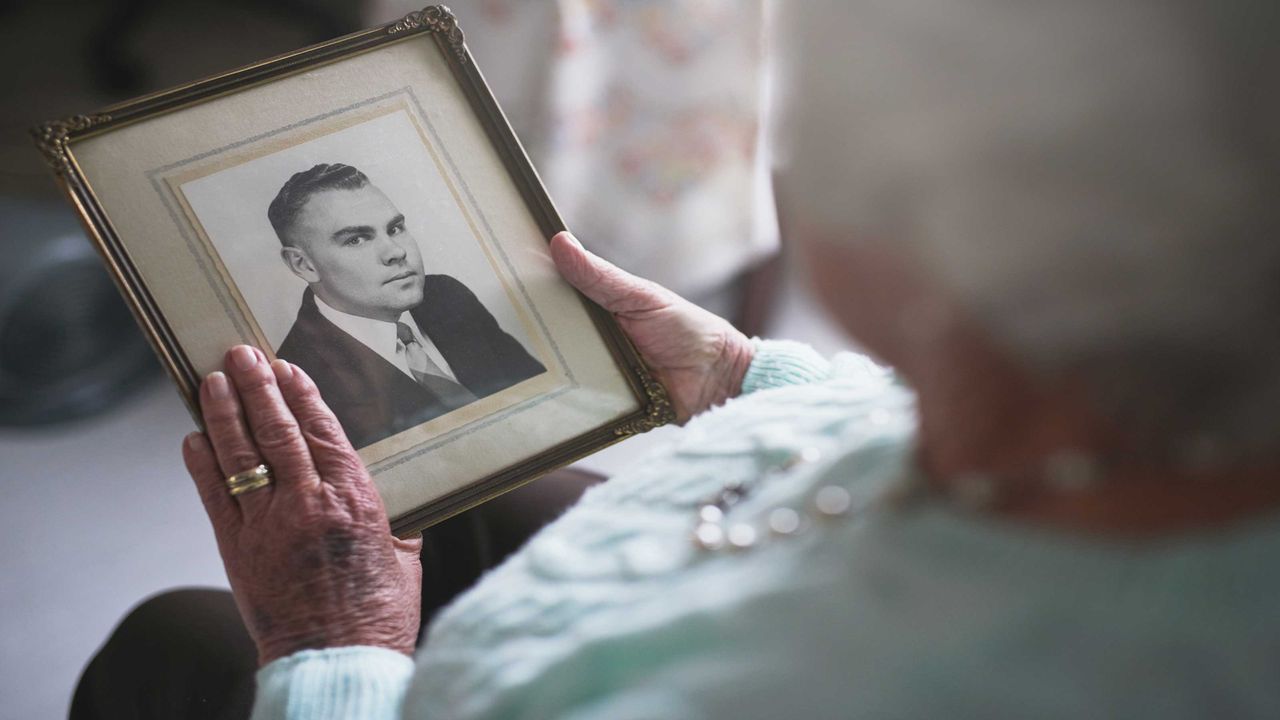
xmin=33 ymin=5 xmax=673 ymax=536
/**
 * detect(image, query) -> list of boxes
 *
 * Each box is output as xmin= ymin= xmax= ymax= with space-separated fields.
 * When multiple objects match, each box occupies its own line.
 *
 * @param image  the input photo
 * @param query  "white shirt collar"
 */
xmin=312 ymin=293 xmax=458 ymax=382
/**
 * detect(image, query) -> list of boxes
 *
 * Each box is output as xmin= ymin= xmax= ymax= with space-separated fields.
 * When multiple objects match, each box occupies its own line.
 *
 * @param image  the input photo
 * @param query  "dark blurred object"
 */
xmin=86 ymin=0 xmax=365 ymax=95
xmin=0 ymin=197 xmax=158 ymax=426
xmin=85 ymin=0 xmax=157 ymax=96
xmin=731 ymin=254 xmax=782 ymax=339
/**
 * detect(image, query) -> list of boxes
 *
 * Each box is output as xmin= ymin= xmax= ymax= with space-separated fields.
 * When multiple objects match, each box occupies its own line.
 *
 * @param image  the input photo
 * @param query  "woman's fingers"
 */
xmin=549 ymin=231 xmax=672 ymax=315
xmin=200 ymin=369 xmax=272 ymax=518
xmin=182 ymin=431 xmax=240 ymax=529
xmin=275 ymin=361 xmax=368 ymax=489
xmin=221 ymin=346 xmax=319 ymax=493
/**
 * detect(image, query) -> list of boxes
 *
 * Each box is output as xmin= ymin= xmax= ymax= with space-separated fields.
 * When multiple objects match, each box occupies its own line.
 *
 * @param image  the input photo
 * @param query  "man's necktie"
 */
xmin=395 ymin=321 xmax=478 ymax=409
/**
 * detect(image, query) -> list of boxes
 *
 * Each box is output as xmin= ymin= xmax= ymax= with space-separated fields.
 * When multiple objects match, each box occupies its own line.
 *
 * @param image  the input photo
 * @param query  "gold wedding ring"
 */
xmin=226 ymin=464 xmax=273 ymax=496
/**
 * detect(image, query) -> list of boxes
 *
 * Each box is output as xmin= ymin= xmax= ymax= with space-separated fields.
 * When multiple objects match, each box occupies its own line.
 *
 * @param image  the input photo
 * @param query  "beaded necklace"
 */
xmin=690 ymin=442 xmax=882 ymax=553
xmin=688 ymin=431 xmax=1104 ymax=553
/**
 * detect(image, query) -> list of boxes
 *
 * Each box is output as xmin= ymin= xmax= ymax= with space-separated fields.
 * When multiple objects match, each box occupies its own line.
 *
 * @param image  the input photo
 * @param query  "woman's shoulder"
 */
xmin=408 ymin=364 xmax=1280 ymax=718
xmin=408 ymin=370 xmax=919 ymax=718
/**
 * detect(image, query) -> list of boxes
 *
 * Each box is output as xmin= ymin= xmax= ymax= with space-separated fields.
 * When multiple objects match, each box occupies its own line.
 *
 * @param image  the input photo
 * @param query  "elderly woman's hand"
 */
xmin=182 ymin=346 xmax=423 ymax=665
xmin=550 ymin=232 xmax=755 ymax=423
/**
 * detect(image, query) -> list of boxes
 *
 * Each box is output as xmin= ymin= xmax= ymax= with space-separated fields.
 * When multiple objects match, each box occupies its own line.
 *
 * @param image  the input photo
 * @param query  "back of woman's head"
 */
xmin=773 ymin=0 xmax=1280 ymax=462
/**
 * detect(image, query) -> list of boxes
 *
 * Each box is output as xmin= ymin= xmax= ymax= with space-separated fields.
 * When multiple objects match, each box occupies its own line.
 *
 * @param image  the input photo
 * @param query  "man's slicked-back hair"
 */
xmin=267 ymin=163 xmax=371 ymax=246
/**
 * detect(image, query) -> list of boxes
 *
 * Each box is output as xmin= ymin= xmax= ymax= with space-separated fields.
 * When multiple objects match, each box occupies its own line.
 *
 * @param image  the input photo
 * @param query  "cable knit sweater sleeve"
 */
xmin=251 ymin=647 xmax=414 ymax=720
xmin=742 ymin=338 xmax=888 ymax=395
xmin=740 ymin=339 xmax=833 ymax=393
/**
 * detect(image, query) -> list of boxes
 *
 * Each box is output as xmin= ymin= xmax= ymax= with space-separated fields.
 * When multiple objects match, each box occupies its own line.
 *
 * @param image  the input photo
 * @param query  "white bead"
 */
xmin=814 ymin=485 xmax=853 ymax=516
xmin=693 ymin=523 xmax=725 ymax=551
xmin=727 ymin=523 xmax=758 ymax=549
xmin=768 ymin=507 xmax=802 ymax=535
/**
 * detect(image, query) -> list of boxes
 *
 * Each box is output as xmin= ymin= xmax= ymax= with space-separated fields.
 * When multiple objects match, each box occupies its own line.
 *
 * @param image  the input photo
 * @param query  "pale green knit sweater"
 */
xmin=253 ymin=340 xmax=1280 ymax=719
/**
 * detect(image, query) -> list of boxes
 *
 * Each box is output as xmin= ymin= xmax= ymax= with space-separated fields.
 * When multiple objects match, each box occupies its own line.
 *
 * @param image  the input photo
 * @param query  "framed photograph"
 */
xmin=33 ymin=5 xmax=673 ymax=535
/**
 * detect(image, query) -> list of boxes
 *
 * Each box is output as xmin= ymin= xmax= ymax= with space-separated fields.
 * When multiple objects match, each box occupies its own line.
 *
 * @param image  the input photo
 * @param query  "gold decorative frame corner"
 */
xmin=31 ymin=114 xmax=113 ymax=178
xmin=388 ymin=4 xmax=466 ymax=59
xmin=614 ymin=371 xmax=677 ymax=436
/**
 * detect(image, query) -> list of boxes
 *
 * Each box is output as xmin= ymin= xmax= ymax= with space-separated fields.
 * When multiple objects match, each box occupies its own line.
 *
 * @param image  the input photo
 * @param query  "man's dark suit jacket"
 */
xmin=277 ymin=275 xmax=546 ymax=449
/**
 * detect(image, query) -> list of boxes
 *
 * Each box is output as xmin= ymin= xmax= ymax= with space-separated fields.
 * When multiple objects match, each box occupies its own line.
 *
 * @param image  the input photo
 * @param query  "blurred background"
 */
xmin=0 ymin=1 xmax=849 ymax=717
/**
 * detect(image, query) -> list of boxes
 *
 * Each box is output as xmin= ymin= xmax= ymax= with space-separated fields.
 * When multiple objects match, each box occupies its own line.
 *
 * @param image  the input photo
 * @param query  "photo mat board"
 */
xmin=36 ymin=7 xmax=673 ymax=534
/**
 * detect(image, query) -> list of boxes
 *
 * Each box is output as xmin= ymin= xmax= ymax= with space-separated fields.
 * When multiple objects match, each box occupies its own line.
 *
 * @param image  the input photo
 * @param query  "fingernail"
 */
xmin=270 ymin=358 xmax=293 ymax=383
xmin=185 ymin=432 xmax=206 ymax=452
xmin=230 ymin=346 xmax=257 ymax=371
xmin=564 ymin=232 xmax=583 ymax=249
xmin=206 ymin=371 xmax=229 ymax=398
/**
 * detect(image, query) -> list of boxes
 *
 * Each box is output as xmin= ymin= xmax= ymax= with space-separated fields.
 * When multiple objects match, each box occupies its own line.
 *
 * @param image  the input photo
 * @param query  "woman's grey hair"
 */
xmin=774 ymin=0 xmax=1280 ymax=460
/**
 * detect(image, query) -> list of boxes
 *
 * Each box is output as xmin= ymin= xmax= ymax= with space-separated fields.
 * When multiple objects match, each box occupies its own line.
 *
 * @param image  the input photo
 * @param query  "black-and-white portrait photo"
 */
xmin=178 ymin=109 xmax=548 ymax=449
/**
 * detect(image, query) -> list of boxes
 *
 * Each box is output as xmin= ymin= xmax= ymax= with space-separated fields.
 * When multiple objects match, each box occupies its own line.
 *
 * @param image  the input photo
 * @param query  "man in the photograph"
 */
xmin=268 ymin=162 xmax=546 ymax=448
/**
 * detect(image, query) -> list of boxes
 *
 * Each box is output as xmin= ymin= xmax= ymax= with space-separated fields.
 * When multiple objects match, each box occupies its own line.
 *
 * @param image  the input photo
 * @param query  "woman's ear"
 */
xmin=280 ymin=245 xmax=320 ymax=283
